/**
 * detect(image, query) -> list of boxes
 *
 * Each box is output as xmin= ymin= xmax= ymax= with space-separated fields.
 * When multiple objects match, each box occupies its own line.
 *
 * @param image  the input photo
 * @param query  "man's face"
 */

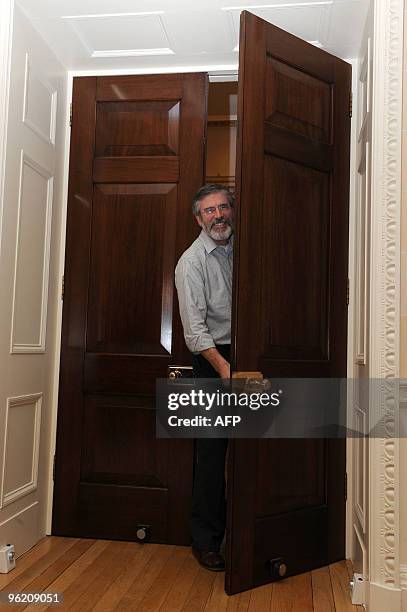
xmin=195 ymin=192 xmax=234 ymax=245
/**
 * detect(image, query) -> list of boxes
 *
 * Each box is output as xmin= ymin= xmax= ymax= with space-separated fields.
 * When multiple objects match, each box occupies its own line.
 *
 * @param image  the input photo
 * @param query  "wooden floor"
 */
xmin=0 ymin=537 xmax=363 ymax=611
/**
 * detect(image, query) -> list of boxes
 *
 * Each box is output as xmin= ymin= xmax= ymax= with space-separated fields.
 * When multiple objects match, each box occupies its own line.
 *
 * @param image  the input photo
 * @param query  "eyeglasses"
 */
xmin=201 ymin=203 xmax=232 ymax=216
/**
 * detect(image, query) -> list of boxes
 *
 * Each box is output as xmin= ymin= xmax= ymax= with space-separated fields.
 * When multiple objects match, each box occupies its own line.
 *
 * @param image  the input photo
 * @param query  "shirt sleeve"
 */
xmin=175 ymin=256 xmax=216 ymax=354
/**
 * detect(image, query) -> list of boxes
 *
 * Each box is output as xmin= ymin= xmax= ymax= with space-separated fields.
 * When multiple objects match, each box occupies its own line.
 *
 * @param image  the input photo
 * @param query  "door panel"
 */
xmin=262 ymin=156 xmax=330 ymax=361
xmin=255 ymin=439 xmax=326 ymax=516
xmin=86 ymin=184 xmax=177 ymax=356
xmin=53 ymin=73 xmax=207 ymax=543
xmin=265 ymin=58 xmax=331 ymax=143
xmin=227 ymin=12 xmax=350 ymax=594
xmin=95 ymin=100 xmax=180 ymax=157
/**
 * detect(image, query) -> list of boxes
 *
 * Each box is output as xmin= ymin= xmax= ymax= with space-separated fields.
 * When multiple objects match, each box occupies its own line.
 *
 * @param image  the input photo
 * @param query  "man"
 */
xmin=175 ymin=183 xmax=234 ymax=572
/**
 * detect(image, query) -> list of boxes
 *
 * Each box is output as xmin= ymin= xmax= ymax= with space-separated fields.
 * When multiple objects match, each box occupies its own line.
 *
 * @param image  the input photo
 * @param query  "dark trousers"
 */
xmin=191 ymin=345 xmax=230 ymax=552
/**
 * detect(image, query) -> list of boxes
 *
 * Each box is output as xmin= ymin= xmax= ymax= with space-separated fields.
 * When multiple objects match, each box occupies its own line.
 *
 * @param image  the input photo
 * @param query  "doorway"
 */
xmin=52 ymin=11 xmax=351 ymax=597
xmin=52 ymin=75 xmax=240 ymax=548
xmin=206 ymin=81 xmax=238 ymax=188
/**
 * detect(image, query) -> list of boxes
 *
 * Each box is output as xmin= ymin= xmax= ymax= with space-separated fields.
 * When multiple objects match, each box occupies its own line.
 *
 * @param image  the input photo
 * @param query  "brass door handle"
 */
xmin=168 ymin=369 xmax=182 ymax=380
xmin=168 ymin=365 xmax=193 ymax=379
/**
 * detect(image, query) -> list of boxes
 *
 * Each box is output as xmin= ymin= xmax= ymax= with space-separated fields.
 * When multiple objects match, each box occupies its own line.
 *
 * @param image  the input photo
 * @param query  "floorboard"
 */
xmin=311 ymin=566 xmax=335 ymax=612
xmin=330 ymin=561 xmax=357 ymax=612
xmin=0 ymin=537 xmax=362 ymax=611
xmin=93 ymin=544 xmax=158 ymax=612
xmin=269 ymin=572 xmax=312 ymax=612
xmin=115 ymin=544 xmax=172 ymax=610
xmin=181 ymin=566 xmax=217 ymax=611
xmin=159 ymin=554 xmax=200 ymax=611
xmin=248 ymin=583 xmax=273 ymax=611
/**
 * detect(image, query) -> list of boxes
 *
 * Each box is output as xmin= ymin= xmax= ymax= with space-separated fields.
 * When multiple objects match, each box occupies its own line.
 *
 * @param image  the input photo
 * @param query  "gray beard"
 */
xmin=208 ymin=222 xmax=233 ymax=242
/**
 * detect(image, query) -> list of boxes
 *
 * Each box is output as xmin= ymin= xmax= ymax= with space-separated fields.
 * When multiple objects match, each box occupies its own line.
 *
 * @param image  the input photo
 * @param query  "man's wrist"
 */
xmin=200 ymin=347 xmax=230 ymax=379
xmin=218 ymin=362 xmax=231 ymax=379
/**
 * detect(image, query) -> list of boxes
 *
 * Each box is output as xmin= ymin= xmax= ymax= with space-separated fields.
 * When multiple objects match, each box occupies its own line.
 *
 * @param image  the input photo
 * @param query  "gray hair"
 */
xmin=192 ymin=184 xmax=235 ymax=216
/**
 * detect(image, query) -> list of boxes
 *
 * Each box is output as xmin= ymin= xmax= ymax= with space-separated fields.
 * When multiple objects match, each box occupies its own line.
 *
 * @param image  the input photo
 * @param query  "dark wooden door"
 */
xmin=52 ymin=74 xmax=207 ymax=543
xmin=226 ymin=12 xmax=351 ymax=594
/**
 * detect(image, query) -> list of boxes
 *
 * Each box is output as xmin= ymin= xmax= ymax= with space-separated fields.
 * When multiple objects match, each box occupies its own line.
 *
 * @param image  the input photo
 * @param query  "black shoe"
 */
xmin=192 ymin=547 xmax=225 ymax=572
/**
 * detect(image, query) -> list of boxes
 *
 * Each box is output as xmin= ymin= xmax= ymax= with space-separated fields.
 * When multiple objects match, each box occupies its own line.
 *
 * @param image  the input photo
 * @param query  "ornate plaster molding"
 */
xmin=369 ymin=0 xmax=403 ymax=595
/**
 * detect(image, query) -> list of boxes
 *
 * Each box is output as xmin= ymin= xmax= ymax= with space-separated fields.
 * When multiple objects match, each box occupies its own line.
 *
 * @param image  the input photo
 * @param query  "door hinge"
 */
xmin=53 ymin=455 xmax=56 ymax=481
xmin=69 ymin=102 xmax=72 ymax=127
xmin=346 ymin=278 xmax=350 ymax=306
xmin=61 ymin=275 xmax=65 ymax=301
xmin=349 ymin=92 xmax=353 ymax=118
xmin=345 ymin=472 xmax=348 ymax=501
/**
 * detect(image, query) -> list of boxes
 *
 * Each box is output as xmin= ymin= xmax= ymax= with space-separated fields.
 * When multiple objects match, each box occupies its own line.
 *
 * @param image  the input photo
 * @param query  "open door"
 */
xmin=53 ymin=73 xmax=207 ymax=544
xmin=226 ymin=12 xmax=351 ymax=594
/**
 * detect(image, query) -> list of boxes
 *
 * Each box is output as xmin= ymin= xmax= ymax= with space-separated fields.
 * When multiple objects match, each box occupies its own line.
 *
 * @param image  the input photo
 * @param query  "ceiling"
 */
xmin=16 ymin=0 xmax=369 ymax=73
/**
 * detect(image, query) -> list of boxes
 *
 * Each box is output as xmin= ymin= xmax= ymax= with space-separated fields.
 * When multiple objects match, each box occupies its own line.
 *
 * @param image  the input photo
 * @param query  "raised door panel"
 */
xmin=87 ymin=184 xmax=177 ymax=358
xmin=265 ymin=57 xmax=331 ymax=143
xmin=79 ymin=395 xmax=169 ymax=541
xmin=255 ymin=439 xmax=326 ymax=517
xmin=95 ymin=100 xmax=180 ymax=158
xmin=261 ymin=157 xmax=330 ymax=363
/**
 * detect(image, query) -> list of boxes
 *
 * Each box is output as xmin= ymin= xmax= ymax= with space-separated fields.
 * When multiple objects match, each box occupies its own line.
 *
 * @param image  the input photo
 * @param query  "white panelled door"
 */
xmin=0 ymin=5 xmax=66 ymax=556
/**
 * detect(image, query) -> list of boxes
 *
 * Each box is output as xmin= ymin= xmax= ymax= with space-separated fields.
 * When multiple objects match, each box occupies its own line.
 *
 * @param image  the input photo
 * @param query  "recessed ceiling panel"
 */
xmin=163 ymin=10 xmax=235 ymax=54
xmin=63 ymin=12 xmax=174 ymax=57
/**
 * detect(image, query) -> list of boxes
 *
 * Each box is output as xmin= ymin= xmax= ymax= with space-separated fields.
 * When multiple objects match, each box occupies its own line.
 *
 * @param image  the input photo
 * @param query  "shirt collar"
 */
xmin=198 ymin=230 xmax=234 ymax=254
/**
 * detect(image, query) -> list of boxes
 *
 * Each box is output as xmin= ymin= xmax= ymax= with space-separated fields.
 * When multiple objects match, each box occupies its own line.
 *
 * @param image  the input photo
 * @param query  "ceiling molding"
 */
xmin=61 ymin=11 xmax=165 ymax=20
xmin=221 ymin=1 xmax=333 ymax=10
xmin=69 ymin=64 xmax=239 ymax=77
xmin=91 ymin=48 xmax=174 ymax=59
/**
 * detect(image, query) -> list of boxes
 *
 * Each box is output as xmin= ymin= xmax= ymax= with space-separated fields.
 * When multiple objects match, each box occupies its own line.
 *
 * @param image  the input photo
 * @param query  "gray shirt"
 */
xmin=175 ymin=230 xmax=233 ymax=354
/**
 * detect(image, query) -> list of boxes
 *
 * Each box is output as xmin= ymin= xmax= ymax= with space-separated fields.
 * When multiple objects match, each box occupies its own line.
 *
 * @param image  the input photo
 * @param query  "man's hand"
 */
xmin=200 ymin=347 xmax=230 ymax=379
